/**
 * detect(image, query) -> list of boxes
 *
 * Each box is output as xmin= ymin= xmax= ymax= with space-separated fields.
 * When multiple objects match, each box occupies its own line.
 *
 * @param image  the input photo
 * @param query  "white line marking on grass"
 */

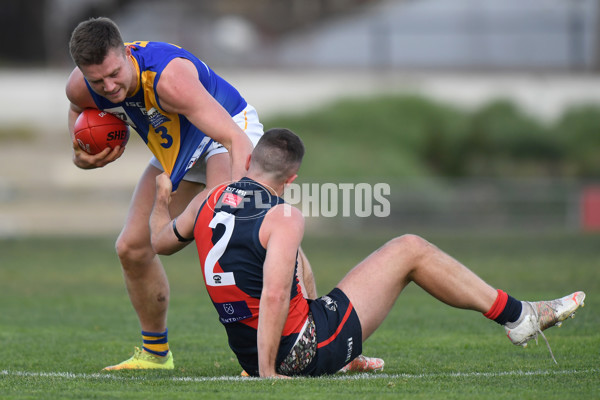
xmin=2 ymin=368 xmax=598 ymax=382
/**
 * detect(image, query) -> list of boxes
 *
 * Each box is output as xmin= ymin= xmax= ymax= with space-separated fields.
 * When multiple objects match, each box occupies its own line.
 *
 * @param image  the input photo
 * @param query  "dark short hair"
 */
xmin=69 ymin=17 xmax=124 ymax=66
xmin=252 ymin=128 xmax=305 ymax=180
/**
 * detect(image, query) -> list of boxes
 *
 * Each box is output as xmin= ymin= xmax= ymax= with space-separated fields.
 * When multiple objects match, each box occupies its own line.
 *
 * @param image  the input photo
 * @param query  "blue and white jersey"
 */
xmin=85 ymin=41 xmax=247 ymax=189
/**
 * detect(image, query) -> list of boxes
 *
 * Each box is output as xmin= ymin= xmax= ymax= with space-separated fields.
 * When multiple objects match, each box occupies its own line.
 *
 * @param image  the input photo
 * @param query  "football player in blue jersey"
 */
xmin=150 ymin=128 xmax=584 ymax=377
xmin=66 ymin=17 xmax=259 ymax=370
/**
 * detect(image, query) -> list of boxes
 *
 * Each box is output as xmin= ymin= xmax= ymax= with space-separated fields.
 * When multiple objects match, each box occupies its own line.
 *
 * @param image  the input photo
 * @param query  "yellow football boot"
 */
xmin=103 ymin=347 xmax=174 ymax=371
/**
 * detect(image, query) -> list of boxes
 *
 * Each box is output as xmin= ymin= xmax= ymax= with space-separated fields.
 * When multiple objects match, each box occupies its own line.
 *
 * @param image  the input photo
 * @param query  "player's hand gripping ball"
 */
xmin=74 ymin=109 xmax=130 ymax=155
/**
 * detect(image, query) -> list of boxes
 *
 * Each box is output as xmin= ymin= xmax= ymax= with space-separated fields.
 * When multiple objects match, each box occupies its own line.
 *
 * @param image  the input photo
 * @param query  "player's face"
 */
xmin=80 ymin=47 xmax=136 ymax=103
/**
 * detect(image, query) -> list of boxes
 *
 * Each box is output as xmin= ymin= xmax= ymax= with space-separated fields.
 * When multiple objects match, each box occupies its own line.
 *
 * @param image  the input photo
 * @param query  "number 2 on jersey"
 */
xmin=204 ymin=211 xmax=236 ymax=286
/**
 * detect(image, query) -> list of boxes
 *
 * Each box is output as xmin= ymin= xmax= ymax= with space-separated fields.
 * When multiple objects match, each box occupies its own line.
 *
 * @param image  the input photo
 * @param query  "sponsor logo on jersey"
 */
xmin=125 ymin=101 xmax=144 ymax=108
xmin=223 ymin=303 xmax=235 ymax=315
xmin=185 ymin=137 xmax=213 ymax=171
xmin=147 ymin=107 xmax=170 ymax=129
xmin=101 ymin=107 xmax=135 ymax=129
xmin=207 ymin=180 xmax=282 ymax=220
xmin=215 ymin=301 xmax=253 ymax=324
xmin=222 ymin=193 xmax=243 ymax=207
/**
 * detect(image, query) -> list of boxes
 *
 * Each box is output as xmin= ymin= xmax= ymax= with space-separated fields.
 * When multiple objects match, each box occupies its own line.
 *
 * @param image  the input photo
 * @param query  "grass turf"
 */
xmin=0 ymin=232 xmax=598 ymax=399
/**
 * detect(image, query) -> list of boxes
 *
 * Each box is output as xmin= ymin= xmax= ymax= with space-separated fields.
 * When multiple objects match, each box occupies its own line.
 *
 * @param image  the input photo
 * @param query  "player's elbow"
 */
xmin=151 ymin=235 xmax=176 ymax=255
xmin=150 ymin=240 xmax=165 ymax=255
xmin=262 ymin=287 xmax=290 ymax=306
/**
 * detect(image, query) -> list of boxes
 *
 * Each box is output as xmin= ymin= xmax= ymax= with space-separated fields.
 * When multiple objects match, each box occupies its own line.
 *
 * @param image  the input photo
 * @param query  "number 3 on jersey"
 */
xmin=204 ymin=211 xmax=236 ymax=286
xmin=155 ymin=126 xmax=173 ymax=148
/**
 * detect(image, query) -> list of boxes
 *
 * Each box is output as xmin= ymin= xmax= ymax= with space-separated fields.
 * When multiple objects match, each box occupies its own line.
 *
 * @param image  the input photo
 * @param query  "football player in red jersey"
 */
xmin=150 ymin=128 xmax=585 ymax=377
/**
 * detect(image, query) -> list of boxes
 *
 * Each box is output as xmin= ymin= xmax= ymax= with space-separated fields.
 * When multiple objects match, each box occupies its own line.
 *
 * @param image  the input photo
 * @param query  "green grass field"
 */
xmin=0 ymin=232 xmax=598 ymax=399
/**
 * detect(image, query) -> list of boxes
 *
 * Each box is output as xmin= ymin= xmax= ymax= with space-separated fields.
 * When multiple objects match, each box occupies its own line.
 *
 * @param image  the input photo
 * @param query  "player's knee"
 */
xmin=115 ymin=233 xmax=155 ymax=267
xmin=389 ymin=234 xmax=431 ymax=260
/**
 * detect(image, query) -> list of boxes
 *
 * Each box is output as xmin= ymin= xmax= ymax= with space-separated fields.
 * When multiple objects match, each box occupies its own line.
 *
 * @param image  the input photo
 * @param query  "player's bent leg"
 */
xmin=337 ymin=234 xmax=586 ymax=365
xmin=337 ymin=234 xmax=498 ymax=341
xmin=336 ymin=235 xmax=417 ymax=340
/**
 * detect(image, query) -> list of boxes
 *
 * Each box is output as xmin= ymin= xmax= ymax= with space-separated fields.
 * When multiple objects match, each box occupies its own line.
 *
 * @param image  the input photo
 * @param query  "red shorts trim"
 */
xmin=317 ymin=303 xmax=353 ymax=349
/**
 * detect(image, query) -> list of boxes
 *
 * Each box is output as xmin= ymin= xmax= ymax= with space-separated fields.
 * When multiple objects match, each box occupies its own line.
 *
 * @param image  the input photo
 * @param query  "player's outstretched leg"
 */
xmin=108 ymin=166 xmax=173 ymax=370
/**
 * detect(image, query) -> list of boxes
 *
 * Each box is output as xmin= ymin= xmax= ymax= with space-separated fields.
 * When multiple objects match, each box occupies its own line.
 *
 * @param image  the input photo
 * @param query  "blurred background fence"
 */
xmin=294 ymin=178 xmax=600 ymax=234
xmin=2 ymin=174 xmax=597 ymax=236
xmin=3 ymin=0 xmax=600 ymax=71
xmin=0 ymin=0 xmax=599 ymax=236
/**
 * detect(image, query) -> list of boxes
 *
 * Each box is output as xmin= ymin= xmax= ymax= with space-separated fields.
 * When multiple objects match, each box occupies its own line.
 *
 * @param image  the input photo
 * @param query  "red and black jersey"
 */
xmin=194 ymin=177 xmax=309 ymax=374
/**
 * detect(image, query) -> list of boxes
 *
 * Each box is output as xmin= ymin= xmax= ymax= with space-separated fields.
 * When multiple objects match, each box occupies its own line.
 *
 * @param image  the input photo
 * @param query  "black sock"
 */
xmin=484 ymin=289 xmax=523 ymax=325
xmin=495 ymin=295 xmax=523 ymax=325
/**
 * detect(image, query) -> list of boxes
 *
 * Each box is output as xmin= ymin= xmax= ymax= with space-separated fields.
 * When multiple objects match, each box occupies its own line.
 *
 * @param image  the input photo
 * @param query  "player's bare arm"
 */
xmin=156 ymin=58 xmax=254 ymax=181
xmin=65 ymin=68 xmax=125 ymax=169
xmin=257 ymin=204 xmax=305 ymax=378
xmin=150 ymin=172 xmax=202 ymax=255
